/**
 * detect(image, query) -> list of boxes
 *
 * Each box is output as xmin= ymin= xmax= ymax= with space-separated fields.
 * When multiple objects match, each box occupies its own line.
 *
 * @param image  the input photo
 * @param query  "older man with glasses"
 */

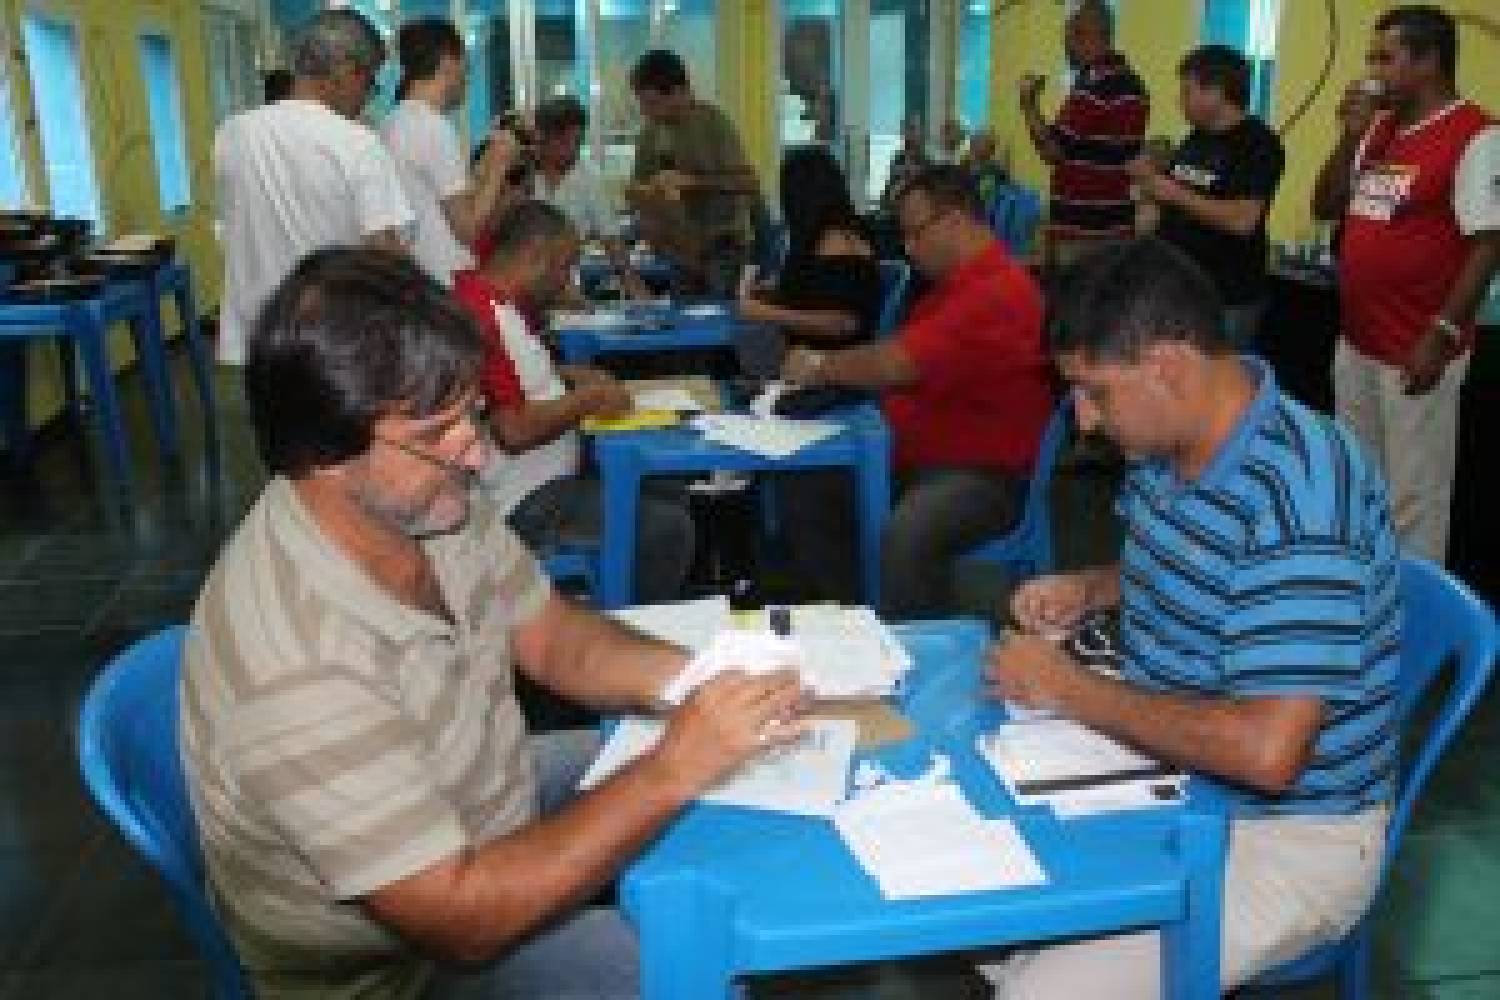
xmin=180 ymin=245 xmax=807 ymax=1000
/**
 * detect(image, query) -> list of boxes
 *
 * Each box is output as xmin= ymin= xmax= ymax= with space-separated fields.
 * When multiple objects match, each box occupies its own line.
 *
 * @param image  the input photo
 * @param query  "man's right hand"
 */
xmin=1018 ymin=73 xmax=1047 ymax=108
xmin=573 ymin=382 xmax=632 ymax=420
xmin=651 ymin=670 xmax=808 ymax=793
xmin=1336 ymin=81 xmax=1381 ymax=142
xmin=1010 ymin=572 xmax=1093 ymax=638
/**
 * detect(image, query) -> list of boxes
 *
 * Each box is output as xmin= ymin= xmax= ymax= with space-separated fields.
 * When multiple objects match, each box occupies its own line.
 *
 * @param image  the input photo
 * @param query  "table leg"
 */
xmin=169 ymin=270 xmax=216 ymax=414
xmin=1160 ymin=807 xmax=1227 ymax=1000
xmin=855 ymin=427 xmax=891 ymax=608
xmin=127 ymin=297 xmax=180 ymax=456
xmin=597 ymin=452 xmax=641 ymax=609
xmin=0 ymin=340 xmax=28 ymax=460
xmin=74 ymin=318 xmax=134 ymax=484
xmin=635 ymin=872 xmax=739 ymax=1000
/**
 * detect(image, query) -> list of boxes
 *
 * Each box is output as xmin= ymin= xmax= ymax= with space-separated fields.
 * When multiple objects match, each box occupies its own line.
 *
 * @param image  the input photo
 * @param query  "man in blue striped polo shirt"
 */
xmin=983 ymin=238 xmax=1398 ymax=998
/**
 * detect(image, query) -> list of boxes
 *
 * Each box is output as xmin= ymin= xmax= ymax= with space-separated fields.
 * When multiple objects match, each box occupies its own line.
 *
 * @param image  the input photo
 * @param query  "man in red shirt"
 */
xmin=1313 ymin=5 xmax=1500 ymax=563
xmin=452 ymin=199 xmax=696 ymax=601
xmin=781 ymin=165 xmax=1054 ymax=617
xmin=1019 ymin=0 xmax=1149 ymax=266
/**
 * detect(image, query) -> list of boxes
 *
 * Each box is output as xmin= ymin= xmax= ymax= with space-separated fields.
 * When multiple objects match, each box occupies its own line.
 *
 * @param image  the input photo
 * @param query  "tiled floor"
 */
xmin=1 ymin=354 xmax=1498 ymax=998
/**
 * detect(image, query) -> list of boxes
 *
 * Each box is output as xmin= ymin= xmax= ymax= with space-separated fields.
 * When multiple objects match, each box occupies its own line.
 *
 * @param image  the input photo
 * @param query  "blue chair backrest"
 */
xmin=876 ymin=259 xmax=911 ymax=336
xmin=1385 ymin=558 xmax=1499 ymax=879
xmin=988 ymin=184 xmax=1043 ymax=257
xmin=77 ymin=626 xmax=250 ymax=999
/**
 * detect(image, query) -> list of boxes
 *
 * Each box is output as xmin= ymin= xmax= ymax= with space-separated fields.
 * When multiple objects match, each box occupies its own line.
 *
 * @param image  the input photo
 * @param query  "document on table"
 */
xmin=578 ymin=717 xmax=858 ymax=817
xmin=550 ymin=310 xmax=641 ymax=330
xmin=630 ymin=387 xmax=705 ymax=413
xmin=834 ymin=781 xmax=1048 ymax=899
xmin=977 ymin=717 xmax=1185 ymax=815
xmin=692 ymin=414 xmax=844 ymax=459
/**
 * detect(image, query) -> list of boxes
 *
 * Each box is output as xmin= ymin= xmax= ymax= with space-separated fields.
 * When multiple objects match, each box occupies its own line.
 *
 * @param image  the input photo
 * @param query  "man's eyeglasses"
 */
xmin=372 ymin=402 xmax=489 ymax=487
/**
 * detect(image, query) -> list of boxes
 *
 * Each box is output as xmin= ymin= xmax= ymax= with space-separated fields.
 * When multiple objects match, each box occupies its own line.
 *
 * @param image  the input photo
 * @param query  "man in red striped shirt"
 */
xmin=1314 ymin=5 xmax=1500 ymax=563
xmin=1019 ymin=0 xmax=1149 ymax=266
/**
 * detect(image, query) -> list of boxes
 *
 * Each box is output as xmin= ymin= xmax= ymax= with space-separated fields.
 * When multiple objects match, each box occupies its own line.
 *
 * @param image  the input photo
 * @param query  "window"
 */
xmin=139 ymin=32 xmax=192 ymax=214
xmin=203 ymin=7 xmax=262 ymax=129
xmin=1201 ymin=0 xmax=1282 ymax=116
xmin=956 ymin=2 xmax=992 ymax=139
xmin=21 ymin=11 xmax=103 ymax=225
xmin=0 ymin=62 xmax=30 ymax=209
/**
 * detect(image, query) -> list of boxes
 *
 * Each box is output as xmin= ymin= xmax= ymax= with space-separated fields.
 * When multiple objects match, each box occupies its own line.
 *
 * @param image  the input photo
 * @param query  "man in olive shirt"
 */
xmin=180 ymin=246 xmax=805 ymax=999
xmin=626 ymin=48 xmax=763 ymax=296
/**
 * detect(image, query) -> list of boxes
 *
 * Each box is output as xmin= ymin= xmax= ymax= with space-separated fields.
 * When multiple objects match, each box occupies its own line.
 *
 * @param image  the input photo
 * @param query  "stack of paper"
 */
xmin=977 ymin=717 xmax=1185 ymax=816
xmin=550 ymin=310 xmax=641 ymax=331
xmin=692 ymin=414 xmax=844 ymax=459
xmin=578 ymin=716 xmax=858 ymax=817
xmin=753 ymin=605 xmax=913 ymax=699
xmin=834 ymin=781 xmax=1047 ymax=899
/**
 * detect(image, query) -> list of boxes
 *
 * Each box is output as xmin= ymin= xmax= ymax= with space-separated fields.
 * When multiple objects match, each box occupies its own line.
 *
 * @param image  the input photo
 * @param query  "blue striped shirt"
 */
xmin=1116 ymin=359 xmax=1400 ymax=817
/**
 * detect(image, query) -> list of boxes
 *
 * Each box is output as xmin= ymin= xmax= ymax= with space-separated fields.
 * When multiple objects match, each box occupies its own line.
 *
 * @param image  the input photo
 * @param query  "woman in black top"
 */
xmin=738 ymin=146 xmax=884 ymax=350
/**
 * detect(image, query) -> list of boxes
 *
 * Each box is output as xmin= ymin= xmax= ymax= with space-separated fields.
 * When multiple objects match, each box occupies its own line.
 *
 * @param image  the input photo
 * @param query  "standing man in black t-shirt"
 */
xmin=1129 ymin=44 xmax=1285 ymax=347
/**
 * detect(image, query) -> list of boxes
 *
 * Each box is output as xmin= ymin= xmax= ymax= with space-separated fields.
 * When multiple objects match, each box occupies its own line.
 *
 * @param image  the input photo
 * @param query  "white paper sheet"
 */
xmin=578 ymin=717 xmax=858 ymax=817
xmin=692 ymin=414 xmax=844 ymax=459
xmin=977 ymin=718 xmax=1185 ymax=811
xmin=659 ymin=630 xmax=802 ymax=705
xmin=631 ymin=387 xmax=704 ymax=412
xmin=834 ymin=782 xmax=1047 ymax=899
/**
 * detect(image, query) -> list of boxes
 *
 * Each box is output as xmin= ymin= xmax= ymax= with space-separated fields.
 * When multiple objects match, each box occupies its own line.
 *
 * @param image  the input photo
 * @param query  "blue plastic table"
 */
xmin=0 ymin=278 xmax=171 ymax=482
xmin=621 ymin=619 xmax=1228 ymax=1000
xmin=148 ymin=261 xmax=216 ymax=423
xmin=590 ymin=405 xmax=891 ymax=609
xmin=553 ymin=302 xmax=747 ymax=365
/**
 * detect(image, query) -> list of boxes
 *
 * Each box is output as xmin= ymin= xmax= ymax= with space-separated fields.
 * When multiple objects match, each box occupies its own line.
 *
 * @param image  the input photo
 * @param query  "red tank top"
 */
xmin=1339 ymin=101 xmax=1493 ymax=364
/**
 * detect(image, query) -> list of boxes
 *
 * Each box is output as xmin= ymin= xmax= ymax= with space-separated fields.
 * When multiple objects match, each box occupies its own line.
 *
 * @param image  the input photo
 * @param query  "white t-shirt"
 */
xmin=381 ymin=99 xmax=476 ymax=286
xmin=214 ymin=100 xmax=414 ymax=364
xmin=479 ymin=302 xmax=580 ymax=514
xmin=532 ymin=159 xmax=622 ymax=239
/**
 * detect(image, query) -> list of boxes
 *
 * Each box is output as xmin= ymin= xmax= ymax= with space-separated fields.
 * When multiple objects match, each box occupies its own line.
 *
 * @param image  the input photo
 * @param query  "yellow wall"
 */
xmin=989 ymin=0 xmax=1500 ymax=243
xmin=716 ymin=0 xmax=778 ymax=190
xmin=3 ymin=0 xmax=221 ymax=426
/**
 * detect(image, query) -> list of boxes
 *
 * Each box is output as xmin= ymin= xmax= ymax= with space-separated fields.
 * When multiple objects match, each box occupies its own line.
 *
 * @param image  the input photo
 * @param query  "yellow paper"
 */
xmin=581 ymin=410 xmax=681 ymax=433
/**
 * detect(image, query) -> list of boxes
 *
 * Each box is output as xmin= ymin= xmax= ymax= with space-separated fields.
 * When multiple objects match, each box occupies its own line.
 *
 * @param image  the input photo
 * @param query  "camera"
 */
xmin=491 ymin=110 xmax=538 ymax=186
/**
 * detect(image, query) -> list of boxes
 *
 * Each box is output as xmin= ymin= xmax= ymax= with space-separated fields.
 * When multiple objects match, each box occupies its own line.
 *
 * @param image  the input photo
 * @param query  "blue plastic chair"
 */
xmin=962 ymin=395 xmax=1072 ymax=580
xmin=876 ymin=259 xmax=912 ymax=335
xmin=1249 ymin=557 xmax=1499 ymax=998
xmin=988 ymin=184 xmax=1043 ymax=257
xmin=77 ymin=626 xmax=251 ymax=999
xmin=542 ymin=543 xmax=599 ymax=598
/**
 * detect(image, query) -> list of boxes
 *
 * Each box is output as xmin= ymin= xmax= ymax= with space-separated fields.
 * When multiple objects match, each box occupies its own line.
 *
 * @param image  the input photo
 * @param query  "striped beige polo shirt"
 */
xmin=180 ymin=476 xmax=551 ymax=999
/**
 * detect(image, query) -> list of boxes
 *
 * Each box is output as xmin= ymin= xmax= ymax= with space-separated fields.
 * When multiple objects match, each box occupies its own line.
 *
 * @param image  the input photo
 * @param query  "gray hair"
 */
xmin=289 ymin=9 xmax=385 ymax=80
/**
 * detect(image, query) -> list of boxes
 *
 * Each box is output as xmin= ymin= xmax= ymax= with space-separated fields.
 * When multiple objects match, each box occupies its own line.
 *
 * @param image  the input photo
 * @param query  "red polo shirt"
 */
xmin=883 ymin=240 xmax=1053 ymax=473
xmin=451 ymin=269 xmax=527 ymax=408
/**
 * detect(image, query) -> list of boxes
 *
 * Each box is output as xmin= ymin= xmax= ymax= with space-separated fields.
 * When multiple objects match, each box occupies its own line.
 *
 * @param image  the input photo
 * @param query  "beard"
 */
xmin=349 ymin=471 xmax=473 ymax=541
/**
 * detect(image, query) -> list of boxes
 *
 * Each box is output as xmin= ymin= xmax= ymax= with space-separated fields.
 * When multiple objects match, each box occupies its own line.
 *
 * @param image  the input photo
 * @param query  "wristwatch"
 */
xmin=1433 ymin=315 xmax=1464 ymax=347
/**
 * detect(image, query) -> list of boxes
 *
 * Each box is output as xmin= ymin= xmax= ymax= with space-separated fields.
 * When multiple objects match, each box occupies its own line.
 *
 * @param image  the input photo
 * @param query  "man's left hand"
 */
xmin=1403 ymin=323 xmax=1456 ymax=395
xmin=653 ymin=170 xmax=696 ymax=199
xmin=1126 ymin=158 xmax=1175 ymax=204
xmin=984 ymin=633 xmax=1091 ymax=715
xmin=782 ymin=347 xmax=827 ymax=386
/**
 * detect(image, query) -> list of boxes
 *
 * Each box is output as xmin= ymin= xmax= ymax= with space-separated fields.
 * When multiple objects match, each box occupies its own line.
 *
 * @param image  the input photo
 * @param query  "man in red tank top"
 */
xmin=1313 ymin=5 xmax=1500 ymax=563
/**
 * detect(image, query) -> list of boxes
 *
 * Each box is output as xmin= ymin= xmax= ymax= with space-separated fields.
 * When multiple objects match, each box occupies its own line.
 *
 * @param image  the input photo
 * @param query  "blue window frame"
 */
xmin=1201 ymin=0 xmax=1281 ymax=117
xmin=139 ymin=32 xmax=192 ymax=214
xmin=21 ymin=11 xmax=103 ymax=225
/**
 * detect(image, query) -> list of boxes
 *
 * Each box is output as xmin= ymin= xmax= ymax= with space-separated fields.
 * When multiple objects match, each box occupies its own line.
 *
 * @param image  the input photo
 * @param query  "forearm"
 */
xmin=741 ymin=297 xmax=859 ymax=339
xmin=1439 ymin=234 xmax=1500 ymax=327
xmin=525 ymin=598 xmax=686 ymax=711
xmin=1159 ymin=185 xmax=1264 ymax=237
xmin=1022 ymin=104 xmax=1063 ymax=166
xmin=1061 ymin=671 xmax=1315 ymax=794
xmin=490 ymin=399 xmax=584 ymax=452
xmin=690 ymin=168 xmax=760 ymax=195
xmin=1312 ymin=136 xmax=1360 ymax=221
xmin=405 ymin=751 xmax=694 ymax=962
xmin=819 ymin=342 xmax=919 ymax=390
xmin=445 ymin=173 xmax=513 ymax=247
